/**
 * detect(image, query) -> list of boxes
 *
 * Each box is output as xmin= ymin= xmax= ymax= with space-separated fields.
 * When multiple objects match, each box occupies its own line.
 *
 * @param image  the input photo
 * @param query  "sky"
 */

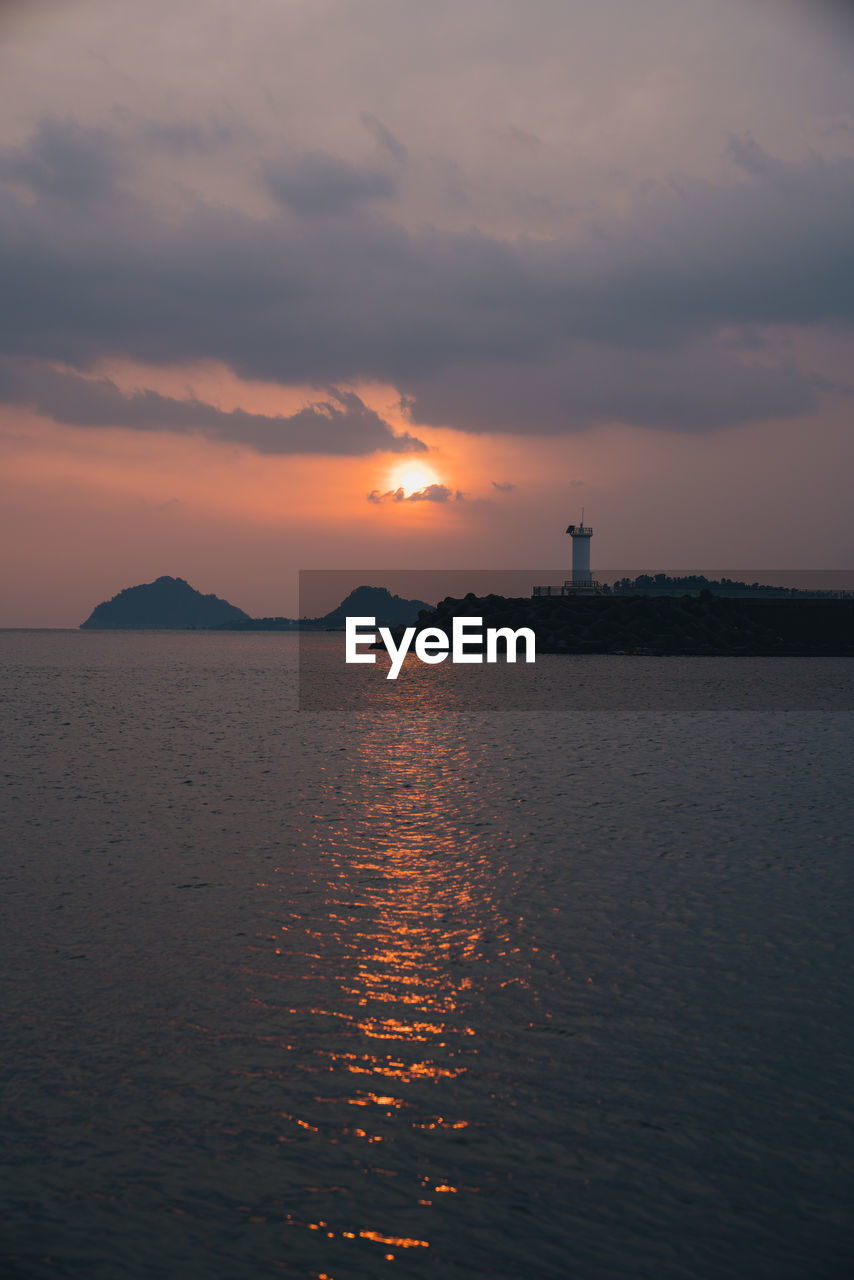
xmin=1 ymin=0 xmax=853 ymax=624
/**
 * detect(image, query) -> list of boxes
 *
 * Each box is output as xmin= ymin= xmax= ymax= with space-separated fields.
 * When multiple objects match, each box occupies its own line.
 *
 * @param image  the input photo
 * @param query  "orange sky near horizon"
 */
xmin=3 ymin=367 xmax=853 ymax=625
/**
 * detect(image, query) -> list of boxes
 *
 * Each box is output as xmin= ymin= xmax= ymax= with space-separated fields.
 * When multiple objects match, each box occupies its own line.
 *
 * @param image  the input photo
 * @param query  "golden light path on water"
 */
xmin=332 ymin=730 xmax=465 ymax=1255
xmin=257 ymin=704 xmax=517 ymax=1275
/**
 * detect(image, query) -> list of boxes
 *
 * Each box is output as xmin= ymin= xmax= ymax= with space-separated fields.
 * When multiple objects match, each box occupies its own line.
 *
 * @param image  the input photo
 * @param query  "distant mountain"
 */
xmin=218 ymin=585 xmax=433 ymax=630
xmin=80 ymin=576 xmax=250 ymax=629
xmin=321 ymin=585 xmax=432 ymax=629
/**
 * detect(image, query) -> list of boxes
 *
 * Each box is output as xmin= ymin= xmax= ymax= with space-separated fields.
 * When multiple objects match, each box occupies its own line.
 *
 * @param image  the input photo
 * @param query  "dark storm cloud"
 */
xmin=0 ymin=118 xmax=125 ymax=202
xmin=266 ymin=150 xmax=395 ymax=216
xmin=0 ymin=359 xmax=426 ymax=455
xmin=0 ymin=119 xmax=851 ymax=436
xmin=404 ymin=342 xmax=826 ymax=433
xmin=806 ymin=0 xmax=854 ymax=36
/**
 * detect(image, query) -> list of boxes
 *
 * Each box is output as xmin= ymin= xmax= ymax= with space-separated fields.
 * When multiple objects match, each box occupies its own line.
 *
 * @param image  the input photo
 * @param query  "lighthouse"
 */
xmin=531 ymin=512 xmax=598 ymax=597
xmin=566 ymin=511 xmax=593 ymax=588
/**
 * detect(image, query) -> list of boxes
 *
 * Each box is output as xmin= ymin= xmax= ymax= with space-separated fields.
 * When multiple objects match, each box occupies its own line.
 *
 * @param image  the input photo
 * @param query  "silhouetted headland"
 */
xmin=385 ymin=592 xmax=854 ymax=656
xmin=79 ymin=581 xmax=429 ymax=631
xmin=80 ymin=576 xmax=250 ymax=629
xmin=218 ymin=585 xmax=432 ymax=630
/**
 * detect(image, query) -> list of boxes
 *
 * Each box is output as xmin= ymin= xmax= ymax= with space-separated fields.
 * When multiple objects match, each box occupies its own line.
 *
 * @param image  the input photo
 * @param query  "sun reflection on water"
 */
xmin=261 ymin=708 xmax=509 ymax=1270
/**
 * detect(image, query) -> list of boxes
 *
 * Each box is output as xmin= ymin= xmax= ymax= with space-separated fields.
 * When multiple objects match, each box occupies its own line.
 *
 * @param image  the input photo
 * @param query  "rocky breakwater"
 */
xmin=385 ymin=592 xmax=854 ymax=656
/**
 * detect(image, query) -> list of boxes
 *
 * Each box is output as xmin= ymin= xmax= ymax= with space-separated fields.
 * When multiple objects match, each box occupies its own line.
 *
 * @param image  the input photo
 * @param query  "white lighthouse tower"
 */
xmin=566 ymin=511 xmax=594 ymax=588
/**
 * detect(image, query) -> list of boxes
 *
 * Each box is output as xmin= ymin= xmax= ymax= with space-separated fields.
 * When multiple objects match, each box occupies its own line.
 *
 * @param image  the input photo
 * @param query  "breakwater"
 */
xmin=398 ymin=592 xmax=854 ymax=656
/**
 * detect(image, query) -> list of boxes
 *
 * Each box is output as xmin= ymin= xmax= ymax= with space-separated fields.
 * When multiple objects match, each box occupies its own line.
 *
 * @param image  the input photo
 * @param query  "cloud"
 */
xmin=0 ymin=118 xmax=125 ymax=203
xmin=266 ymin=150 xmax=395 ymax=216
xmin=360 ymin=113 xmax=408 ymax=164
xmin=0 ymin=359 xmax=426 ymax=455
xmin=726 ymin=133 xmax=777 ymax=178
xmin=368 ymin=483 xmax=462 ymax=504
xmin=405 ymin=341 xmax=824 ymax=433
xmin=406 ymin=483 xmax=461 ymax=502
xmin=0 ymin=119 xmax=852 ymax=435
xmin=491 ymin=480 xmax=516 ymax=491
xmin=138 ymin=117 xmax=240 ymax=155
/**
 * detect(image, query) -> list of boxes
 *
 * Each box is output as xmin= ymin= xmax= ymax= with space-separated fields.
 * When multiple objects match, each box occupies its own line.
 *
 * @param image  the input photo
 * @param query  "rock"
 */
xmin=378 ymin=593 xmax=854 ymax=658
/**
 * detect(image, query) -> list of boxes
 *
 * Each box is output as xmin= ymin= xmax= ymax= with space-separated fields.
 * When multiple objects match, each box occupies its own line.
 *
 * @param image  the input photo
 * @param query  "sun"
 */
xmin=389 ymin=463 xmax=438 ymax=496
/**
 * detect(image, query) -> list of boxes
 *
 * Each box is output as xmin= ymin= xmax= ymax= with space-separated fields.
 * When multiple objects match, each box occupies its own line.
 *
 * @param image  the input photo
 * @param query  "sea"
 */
xmin=2 ymin=630 xmax=853 ymax=1279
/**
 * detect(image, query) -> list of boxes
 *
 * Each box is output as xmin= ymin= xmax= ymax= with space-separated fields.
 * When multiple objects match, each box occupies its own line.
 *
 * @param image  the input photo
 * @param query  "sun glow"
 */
xmin=389 ymin=464 xmax=438 ymax=496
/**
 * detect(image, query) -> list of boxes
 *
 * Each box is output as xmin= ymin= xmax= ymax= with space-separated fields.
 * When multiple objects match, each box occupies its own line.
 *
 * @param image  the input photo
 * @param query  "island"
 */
xmin=80 ymin=576 xmax=251 ymax=629
xmin=215 ymin=585 xmax=432 ymax=630
xmin=80 ymin=580 xmax=430 ymax=632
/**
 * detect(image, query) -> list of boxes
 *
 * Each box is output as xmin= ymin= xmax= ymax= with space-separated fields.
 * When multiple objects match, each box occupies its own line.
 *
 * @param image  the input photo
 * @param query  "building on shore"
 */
xmin=533 ymin=512 xmax=601 ymax=597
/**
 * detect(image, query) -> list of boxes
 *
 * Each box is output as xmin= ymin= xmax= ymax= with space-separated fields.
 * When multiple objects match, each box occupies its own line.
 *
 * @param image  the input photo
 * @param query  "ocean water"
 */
xmin=1 ymin=630 xmax=853 ymax=1279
